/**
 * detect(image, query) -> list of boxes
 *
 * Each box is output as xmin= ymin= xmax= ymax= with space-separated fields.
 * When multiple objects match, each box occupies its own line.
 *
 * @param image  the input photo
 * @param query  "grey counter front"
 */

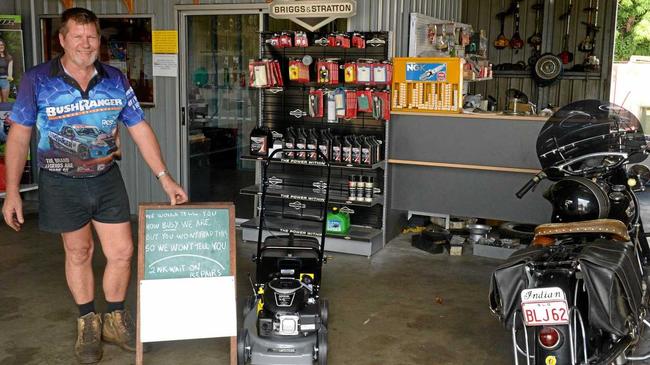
xmin=388 ymin=112 xmax=552 ymax=224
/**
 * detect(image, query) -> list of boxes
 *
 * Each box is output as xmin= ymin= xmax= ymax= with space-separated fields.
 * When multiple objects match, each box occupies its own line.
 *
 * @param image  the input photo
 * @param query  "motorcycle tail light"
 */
xmin=538 ymin=326 xmax=561 ymax=349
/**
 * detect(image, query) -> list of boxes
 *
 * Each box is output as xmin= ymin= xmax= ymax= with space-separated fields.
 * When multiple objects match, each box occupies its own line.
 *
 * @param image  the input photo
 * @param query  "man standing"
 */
xmin=1 ymin=8 xmax=188 ymax=364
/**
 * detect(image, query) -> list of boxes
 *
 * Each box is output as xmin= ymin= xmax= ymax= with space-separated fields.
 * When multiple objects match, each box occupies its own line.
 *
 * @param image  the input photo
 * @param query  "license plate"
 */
xmin=520 ymin=287 xmax=570 ymax=326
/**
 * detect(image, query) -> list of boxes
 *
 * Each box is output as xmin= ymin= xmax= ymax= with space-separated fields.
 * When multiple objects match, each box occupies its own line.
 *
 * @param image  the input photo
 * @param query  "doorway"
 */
xmin=179 ymin=6 xmax=264 ymax=219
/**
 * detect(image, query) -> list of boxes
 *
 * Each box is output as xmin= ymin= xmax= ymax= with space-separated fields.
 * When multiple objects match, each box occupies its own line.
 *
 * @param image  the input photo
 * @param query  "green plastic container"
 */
xmin=326 ymin=207 xmax=350 ymax=235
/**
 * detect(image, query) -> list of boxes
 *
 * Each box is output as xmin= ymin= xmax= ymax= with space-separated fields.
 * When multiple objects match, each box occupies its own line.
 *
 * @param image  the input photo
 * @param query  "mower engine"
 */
xmin=258 ymin=277 xmax=322 ymax=337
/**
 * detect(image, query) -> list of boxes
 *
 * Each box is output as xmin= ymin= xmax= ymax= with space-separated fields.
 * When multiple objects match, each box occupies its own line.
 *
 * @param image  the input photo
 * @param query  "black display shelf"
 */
xmin=492 ymin=70 xmax=601 ymax=80
xmin=240 ymin=184 xmax=382 ymax=207
xmin=241 ymin=155 xmax=386 ymax=170
xmin=241 ymin=216 xmax=382 ymax=242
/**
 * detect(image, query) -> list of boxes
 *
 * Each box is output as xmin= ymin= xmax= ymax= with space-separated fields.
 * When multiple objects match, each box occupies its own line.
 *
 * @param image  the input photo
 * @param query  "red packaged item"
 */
xmin=279 ymin=32 xmax=293 ymax=48
xmin=352 ymin=33 xmax=366 ymax=48
xmin=317 ymin=60 xmax=339 ymax=85
xmin=327 ymin=34 xmax=337 ymax=47
xmin=356 ymin=89 xmax=373 ymax=113
xmin=308 ymin=89 xmax=324 ymax=118
xmin=249 ymin=60 xmax=270 ymax=88
xmin=294 ymin=31 xmax=308 ymax=47
xmin=356 ymin=61 xmax=372 ymax=85
xmin=317 ymin=61 xmax=330 ymax=84
xmin=272 ymin=60 xmax=283 ymax=87
xmin=344 ymin=62 xmax=357 ymax=83
xmin=289 ymin=59 xmax=309 ymax=83
xmin=336 ymin=33 xmax=351 ymax=48
xmin=329 ymin=61 xmax=339 ymax=84
xmin=384 ymin=62 xmax=393 ymax=84
xmin=289 ymin=60 xmax=301 ymax=81
xmin=250 ymin=59 xmax=283 ymax=88
xmin=372 ymin=62 xmax=393 ymax=85
xmin=344 ymin=89 xmax=358 ymax=119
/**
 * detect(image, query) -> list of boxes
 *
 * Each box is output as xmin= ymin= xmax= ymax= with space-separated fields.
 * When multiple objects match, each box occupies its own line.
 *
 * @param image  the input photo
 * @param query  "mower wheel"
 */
xmin=242 ymin=295 xmax=256 ymax=318
xmin=317 ymin=327 xmax=328 ymax=365
xmin=237 ymin=328 xmax=250 ymax=365
xmin=319 ymin=299 xmax=329 ymax=327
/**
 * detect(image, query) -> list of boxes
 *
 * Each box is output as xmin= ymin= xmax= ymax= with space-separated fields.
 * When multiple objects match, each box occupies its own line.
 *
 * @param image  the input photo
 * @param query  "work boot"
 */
xmin=75 ymin=312 xmax=103 ymax=364
xmin=102 ymin=309 xmax=136 ymax=352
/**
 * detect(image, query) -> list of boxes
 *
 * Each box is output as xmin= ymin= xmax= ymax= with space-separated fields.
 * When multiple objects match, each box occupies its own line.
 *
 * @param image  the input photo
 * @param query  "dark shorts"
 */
xmin=38 ymin=165 xmax=131 ymax=233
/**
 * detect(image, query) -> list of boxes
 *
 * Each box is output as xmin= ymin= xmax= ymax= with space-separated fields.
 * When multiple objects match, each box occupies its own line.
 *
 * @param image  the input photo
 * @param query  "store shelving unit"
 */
xmin=239 ymin=31 xmax=393 ymax=257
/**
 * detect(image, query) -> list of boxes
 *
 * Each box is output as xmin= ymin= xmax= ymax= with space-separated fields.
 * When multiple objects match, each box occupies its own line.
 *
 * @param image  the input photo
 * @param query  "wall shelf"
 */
xmin=240 ymin=155 xmax=386 ymax=170
xmin=240 ymin=184 xmax=383 ymax=207
xmin=241 ymin=216 xmax=382 ymax=242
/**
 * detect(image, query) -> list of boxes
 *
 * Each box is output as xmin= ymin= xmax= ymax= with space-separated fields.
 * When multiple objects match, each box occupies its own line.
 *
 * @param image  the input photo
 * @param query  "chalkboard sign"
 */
xmin=143 ymin=208 xmax=231 ymax=280
xmin=136 ymin=203 xmax=237 ymax=365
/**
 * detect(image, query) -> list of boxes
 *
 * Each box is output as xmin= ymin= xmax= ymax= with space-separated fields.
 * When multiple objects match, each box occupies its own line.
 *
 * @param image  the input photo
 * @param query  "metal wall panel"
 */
xmin=463 ymin=0 xmax=616 ymax=108
xmin=348 ymin=0 xmax=462 ymax=56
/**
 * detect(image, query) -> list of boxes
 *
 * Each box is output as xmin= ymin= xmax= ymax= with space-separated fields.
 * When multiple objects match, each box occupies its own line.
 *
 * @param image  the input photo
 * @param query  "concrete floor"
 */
xmin=0 ymin=214 xmax=513 ymax=365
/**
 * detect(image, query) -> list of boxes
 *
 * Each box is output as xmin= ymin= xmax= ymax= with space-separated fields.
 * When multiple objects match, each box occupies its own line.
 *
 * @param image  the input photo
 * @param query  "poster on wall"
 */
xmin=0 ymin=15 xmax=29 ymax=190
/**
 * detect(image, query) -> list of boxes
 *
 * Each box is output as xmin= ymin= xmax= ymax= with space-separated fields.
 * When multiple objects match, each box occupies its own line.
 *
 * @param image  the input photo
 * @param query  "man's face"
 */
xmin=59 ymin=20 xmax=99 ymax=69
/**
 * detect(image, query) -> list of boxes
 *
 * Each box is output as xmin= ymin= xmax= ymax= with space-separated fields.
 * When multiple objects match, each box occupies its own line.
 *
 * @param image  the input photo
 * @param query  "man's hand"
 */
xmin=2 ymin=193 xmax=24 ymax=231
xmin=159 ymin=176 xmax=188 ymax=206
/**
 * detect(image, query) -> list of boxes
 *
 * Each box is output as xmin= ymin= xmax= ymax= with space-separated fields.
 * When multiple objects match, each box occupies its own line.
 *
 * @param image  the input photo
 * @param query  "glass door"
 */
xmin=180 ymin=9 xmax=262 ymax=219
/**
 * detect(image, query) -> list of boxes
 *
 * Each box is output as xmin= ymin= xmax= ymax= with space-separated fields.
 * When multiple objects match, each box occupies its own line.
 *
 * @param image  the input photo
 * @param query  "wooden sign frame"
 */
xmin=136 ymin=202 xmax=237 ymax=365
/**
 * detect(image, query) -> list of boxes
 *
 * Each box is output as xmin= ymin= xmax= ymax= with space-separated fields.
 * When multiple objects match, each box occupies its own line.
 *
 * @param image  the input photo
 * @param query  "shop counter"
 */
xmin=388 ymin=111 xmax=552 ymax=224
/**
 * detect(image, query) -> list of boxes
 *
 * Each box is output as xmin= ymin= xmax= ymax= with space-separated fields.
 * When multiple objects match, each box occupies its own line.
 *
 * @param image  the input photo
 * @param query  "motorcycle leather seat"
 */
xmin=532 ymin=219 xmax=630 ymax=246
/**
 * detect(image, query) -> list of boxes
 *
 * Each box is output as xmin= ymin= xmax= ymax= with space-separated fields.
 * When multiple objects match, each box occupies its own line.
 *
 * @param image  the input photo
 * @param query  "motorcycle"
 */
xmin=489 ymin=100 xmax=650 ymax=364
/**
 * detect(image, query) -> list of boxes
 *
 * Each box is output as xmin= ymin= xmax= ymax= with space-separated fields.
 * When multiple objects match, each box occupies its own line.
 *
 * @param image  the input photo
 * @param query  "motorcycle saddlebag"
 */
xmin=577 ymin=239 xmax=643 ymax=337
xmin=489 ymin=245 xmax=548 ymax=329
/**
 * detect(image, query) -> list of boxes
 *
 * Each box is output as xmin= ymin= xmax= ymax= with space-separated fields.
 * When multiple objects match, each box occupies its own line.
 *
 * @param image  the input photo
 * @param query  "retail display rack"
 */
xmin=391 ymin=57 xmax=464 ymax=114
xmin=240 ymin=31 xmax=393 ymax=256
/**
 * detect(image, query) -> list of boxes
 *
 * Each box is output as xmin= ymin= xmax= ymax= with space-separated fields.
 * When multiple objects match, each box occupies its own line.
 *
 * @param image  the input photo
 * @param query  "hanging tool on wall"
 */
xmin=578 ymin=0 xmax=600 ymax=53
xmin=557 ymin=0 xmax=574 ymax=64
xmin=493 ymin=0 xmax=512 ymax=50
xmin=581 ymin=0 xmax=601 ymax=71
xmin=527 ymin=1 xmax=544 ymax=68
xmin=509 ymin=1 xmax=524 ymax=51
xmin=527 ymin=1 xmax=543 ymax=48
xmin=494 ymin=1 xmax=519 ymax=50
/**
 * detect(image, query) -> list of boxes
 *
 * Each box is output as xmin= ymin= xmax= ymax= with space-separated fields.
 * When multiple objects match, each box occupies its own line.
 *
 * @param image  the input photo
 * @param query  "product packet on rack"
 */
xmin=308 ymin=89 xmax=324 ymax=118
xmin=279 ymin=32 xmax=293 ymax=48
xmin=352 ymin=33 xmax=366 ymax=48
xmin=294 ymin=31 xmax=308 ymax=47
xmin=272 ymin=59 xmax=283 ymax=87
xmin=372 ymin=62 xmax=393 ymax=85
xmin=372 ymin=90 xmax=391 ymax=121
xmin=249 ymin=60 xmax=269 ymax=88
xmin=357 ymin=61 xmax=372 ymax=85
xmin=327 ymin=91 xmax=337 ymax=123
xmin=356 ymin=89 xmax=373 ymax=113
xmin=317 ymin=60 xmax=339 ymax=85
xmin=344 ymin=90 xmax=358 ymax=119
xmin=336 ymin=33 xmax=351 ymax=48
xmin=334 ymin=88 xmax=346 ymax=119
xmin=344 ymin=62 xmax=357 ymax=83
xmin=289 ymin=59 xmax=309 ymax=83
xmin=327 ymin=34 xmax=337 ymax=47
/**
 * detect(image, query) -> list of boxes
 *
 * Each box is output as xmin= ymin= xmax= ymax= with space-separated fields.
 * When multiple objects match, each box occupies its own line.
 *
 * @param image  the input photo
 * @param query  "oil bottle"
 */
xmin=326 ymin=206 xmax=351 ymax=235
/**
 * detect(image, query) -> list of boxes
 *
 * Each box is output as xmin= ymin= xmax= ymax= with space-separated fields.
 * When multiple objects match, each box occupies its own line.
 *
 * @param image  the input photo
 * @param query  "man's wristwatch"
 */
xmin=155 ymin=170 xmax=169 ymax=180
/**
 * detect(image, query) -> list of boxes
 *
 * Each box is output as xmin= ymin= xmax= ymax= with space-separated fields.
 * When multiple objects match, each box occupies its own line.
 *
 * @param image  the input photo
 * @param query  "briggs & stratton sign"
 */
xmin=269 ymin=0 xmax=357 ymax=32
